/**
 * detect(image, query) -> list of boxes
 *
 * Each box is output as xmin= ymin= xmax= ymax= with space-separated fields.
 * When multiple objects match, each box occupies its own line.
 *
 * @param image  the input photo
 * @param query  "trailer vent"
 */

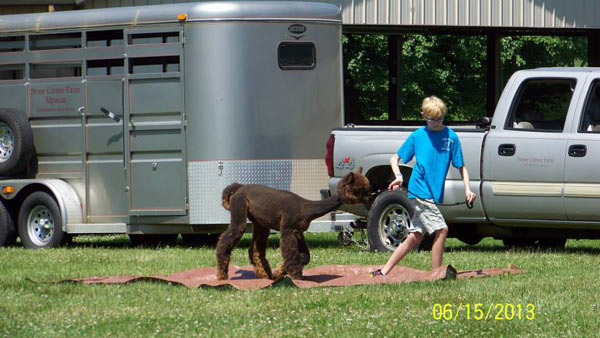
xmin=129 ymin=56 xmax=180 ymax=74
xmin=0 ymin=64 xmax=24 ymax=80
xmin=30 ymin=32 xmax=82 ymax=51
xmin=0 ymin=36 xmax=24 ymax=52
xmin=30 ymin=62 xmax=82 ymax=79
xmin=86 ymin=30 xmax=124 ymax=47
xmin=87 ymin=59 xmax=124 ymax=76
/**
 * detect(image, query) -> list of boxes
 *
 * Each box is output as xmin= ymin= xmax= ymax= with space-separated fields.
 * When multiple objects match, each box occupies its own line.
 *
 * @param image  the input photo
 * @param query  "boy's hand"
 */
xmin=465 ymin=189 xmax=476 ymax=204
xmin=388 ymin=177 xmax=403 ymax=191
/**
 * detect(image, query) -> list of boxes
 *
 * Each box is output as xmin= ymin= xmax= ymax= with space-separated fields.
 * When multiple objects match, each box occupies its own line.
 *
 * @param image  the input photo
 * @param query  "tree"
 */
xmin=343 ymin=33 xmax=587 ymax=123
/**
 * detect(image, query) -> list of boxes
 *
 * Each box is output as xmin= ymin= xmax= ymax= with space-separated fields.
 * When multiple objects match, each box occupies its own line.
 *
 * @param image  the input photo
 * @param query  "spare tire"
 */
xmin=0 ymin=108 xmax=34 ymax=177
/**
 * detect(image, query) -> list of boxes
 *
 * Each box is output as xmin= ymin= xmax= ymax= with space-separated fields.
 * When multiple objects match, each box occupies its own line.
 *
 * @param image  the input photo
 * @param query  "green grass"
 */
xmin=1 ymin=234 xmax=599 ymax=337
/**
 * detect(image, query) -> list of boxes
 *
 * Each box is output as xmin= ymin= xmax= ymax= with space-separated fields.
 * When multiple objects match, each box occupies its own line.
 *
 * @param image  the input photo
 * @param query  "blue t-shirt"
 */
xmin=397 ymin=126 xmax=464 ymax=203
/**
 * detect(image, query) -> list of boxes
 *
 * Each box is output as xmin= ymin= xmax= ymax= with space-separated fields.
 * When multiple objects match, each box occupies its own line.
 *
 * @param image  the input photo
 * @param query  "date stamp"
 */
xmin=432 ymin=303 xmax=535 ymax=321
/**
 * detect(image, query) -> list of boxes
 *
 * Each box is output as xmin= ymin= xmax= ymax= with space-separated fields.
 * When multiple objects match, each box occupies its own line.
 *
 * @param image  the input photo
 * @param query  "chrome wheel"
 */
xmin=27 ymin=205 xmax=55 ymax=246
xmin=0 ymin=122 xmax=14 ymax=162
xmin=377 ymin=203 xmax=411 ymax=251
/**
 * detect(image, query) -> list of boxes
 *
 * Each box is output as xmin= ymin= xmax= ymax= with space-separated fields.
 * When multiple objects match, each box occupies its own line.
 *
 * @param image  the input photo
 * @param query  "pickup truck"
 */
xmin=325 ymin=68 xmax=600 ymax=251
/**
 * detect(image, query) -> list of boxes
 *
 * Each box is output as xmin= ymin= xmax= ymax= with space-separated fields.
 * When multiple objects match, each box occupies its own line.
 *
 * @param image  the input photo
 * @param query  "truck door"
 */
xmin=482 ymin=77 xmax=579 ymax=222
xmin=564 ymin=78 xmax=600 ymax=221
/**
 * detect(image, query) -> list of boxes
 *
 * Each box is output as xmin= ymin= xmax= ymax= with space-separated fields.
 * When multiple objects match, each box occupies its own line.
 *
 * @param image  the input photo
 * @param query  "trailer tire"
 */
xmin=18 ymin=192 xmax=66 ymax=249
xmin=0 ymin=201 xmax=17 ymax=247
xmin=0 ymin=108 xmax=34 ymax=177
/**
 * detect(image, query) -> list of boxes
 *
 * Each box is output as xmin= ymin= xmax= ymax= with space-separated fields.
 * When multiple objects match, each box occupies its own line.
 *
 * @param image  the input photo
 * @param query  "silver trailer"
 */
xmin=0 ymin=1 xmax=343 ymax=248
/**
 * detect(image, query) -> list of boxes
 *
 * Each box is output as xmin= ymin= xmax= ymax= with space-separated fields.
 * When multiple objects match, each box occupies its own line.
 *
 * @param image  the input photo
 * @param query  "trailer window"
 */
xmin=0 ymin=64 xmax=24 ymax=80
xmin=129 ymin=56 xmax=179 ymax=74
xmin=86 ymin=30 xmax=124 ymax=47
xmin=0 ymin=36 xmax=24 ymax=52
xmin=30 ymin=32 xmax=82 ymax=50
xmin=506 ymin=78 xmax=575 ymax=132
xmin=278 ymin=42 xmax=315 ymax=70
xmin=87 ymin=59 xmax=124 ymax=76
xmin=30 ymin=62 xmax=82 ymax=79
xmin=128 ymin=31 xmax=179 ymax=45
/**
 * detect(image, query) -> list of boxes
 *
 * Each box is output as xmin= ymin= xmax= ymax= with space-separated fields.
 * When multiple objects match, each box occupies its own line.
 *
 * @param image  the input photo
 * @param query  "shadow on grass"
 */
xmin=446 ymin=242 xmax=600 ymax=255
xmin=56 ymin=234 xmax=600 ymax=255
xmin=66 ymin=233 xmax=343 ymax=250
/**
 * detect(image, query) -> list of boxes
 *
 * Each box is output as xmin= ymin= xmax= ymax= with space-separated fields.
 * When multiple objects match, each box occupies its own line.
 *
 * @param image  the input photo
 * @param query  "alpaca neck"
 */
xmin=304 ymin=195 xmax=342 ymax=220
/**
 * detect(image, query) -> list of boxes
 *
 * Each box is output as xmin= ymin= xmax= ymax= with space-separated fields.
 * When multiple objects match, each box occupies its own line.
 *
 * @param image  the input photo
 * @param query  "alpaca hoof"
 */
xmin=216 ymin=271 xmax=228 ymax=280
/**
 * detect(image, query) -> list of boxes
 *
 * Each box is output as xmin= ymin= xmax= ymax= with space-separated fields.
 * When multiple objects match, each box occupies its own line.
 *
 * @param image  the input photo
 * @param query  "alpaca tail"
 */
xmin=221 ymin=183 xmax=243 ymax=210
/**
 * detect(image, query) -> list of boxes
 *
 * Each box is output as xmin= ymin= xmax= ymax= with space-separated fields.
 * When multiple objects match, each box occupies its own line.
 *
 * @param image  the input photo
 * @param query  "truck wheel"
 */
xmin=0 ymin=108 xmax=34 ymax=177
xmin=367 ymin=190 xmax=415 ymax=252
xmin=0 ymin=201 xmax=17 ymax=246
xmin=18 ymin=192 xmax=66 ymax=249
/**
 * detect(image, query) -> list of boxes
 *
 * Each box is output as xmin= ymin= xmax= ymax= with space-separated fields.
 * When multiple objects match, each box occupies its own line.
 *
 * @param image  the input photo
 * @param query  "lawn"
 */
xmin=1 ymin=234 xmax=599 ymax=337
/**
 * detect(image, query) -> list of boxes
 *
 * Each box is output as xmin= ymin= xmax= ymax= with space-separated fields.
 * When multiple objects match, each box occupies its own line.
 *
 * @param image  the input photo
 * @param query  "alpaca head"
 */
xmin=335 ymin=167 xmax=372 ymax=204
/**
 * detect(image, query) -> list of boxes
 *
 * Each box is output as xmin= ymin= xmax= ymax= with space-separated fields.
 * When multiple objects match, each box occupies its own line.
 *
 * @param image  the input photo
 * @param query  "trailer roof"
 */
xmin=0 ymin=1 xmax=341 ymax=34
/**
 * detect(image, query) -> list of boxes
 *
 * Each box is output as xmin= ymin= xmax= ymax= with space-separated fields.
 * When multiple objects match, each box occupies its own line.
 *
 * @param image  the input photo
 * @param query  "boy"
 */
xmin=370 ymin=96 xmax=476 ymax=277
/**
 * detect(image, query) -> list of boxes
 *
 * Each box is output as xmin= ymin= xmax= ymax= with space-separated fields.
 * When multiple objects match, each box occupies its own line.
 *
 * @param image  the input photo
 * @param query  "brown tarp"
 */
xmin=60 ymin=264 xmax=525 ymax=290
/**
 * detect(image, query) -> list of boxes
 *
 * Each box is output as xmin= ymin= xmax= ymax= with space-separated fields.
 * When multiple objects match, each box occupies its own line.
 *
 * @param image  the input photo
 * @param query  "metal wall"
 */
xmin=74 ymin=0 xmax=600 ymax=29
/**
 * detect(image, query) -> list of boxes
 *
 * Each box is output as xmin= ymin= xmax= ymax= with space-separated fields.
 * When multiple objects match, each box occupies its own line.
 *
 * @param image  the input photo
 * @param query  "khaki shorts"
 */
xmin=408 ymin=198 xmax=448 ymax=235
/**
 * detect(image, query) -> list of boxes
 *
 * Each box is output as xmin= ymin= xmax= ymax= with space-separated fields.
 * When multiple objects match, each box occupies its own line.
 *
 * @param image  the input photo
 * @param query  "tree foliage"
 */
xmin=343 ymin=34 xmax=587 ymax=123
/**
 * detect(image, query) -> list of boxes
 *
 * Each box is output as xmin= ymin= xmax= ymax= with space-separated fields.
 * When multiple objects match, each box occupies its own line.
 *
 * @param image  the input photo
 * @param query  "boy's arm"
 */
xmin=388 ymin=154 xmax=403 ymax=190
xmin=459 ymin=166 xmax=476 ymax=204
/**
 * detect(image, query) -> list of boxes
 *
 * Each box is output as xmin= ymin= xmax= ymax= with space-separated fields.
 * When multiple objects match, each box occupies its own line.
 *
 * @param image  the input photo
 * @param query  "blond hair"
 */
xmin=421 ymin=96 xmax=446 ymax=120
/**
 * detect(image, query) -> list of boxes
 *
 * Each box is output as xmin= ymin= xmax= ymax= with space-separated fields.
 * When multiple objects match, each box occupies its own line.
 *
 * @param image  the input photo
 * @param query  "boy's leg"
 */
xmin=380 ymin=231 xmax=422 ymax=275
xmin=418 ymin=202 xmax=449 ymax=269
xmin=431 ymin=227 xmax=449 ymax=269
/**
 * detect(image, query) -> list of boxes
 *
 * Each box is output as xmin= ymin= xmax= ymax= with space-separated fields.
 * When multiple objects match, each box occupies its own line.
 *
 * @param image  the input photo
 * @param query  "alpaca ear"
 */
xmin=356 ymin=167 xmax=363 ymax=174
xmin=344 ymin=172 xmax=355 ymax=184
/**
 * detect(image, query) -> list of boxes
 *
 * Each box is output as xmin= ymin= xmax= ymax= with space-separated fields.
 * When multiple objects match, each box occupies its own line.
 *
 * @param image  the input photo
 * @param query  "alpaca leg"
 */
xmin=297 ymin=231 xmax=310 ymax=267
xmin=248 ymin=224 xmax=273 ymax=279
xmin=216 ymin=197 xmax=248 ymax=280
xmin=279 ymin=227 xmax=304 ymax=279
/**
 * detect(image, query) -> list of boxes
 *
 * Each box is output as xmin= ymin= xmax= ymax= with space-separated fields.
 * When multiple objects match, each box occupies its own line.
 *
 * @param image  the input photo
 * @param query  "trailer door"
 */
xmin=125 ymin=27 xmax=186 ymax=215
xmin=86 ymin=79 xmax=129 ymax=221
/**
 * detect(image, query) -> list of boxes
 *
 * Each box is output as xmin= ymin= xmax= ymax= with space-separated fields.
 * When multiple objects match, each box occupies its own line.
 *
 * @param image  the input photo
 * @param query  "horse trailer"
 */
xmin=0 ymin=1 xmax=344 ymax=248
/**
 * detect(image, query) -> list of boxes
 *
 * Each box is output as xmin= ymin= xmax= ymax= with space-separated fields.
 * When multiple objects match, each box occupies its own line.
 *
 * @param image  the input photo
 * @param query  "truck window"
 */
xmin=506 ymin=78 xmax=575 ymax=132
xmin=579 ymin=80 xmax=600 ymax=133
xmin=278 ymin=42 xmax=315 ymax=70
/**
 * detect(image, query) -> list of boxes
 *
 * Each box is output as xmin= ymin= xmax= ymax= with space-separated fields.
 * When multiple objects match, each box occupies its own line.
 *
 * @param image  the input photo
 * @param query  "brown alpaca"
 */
xmin=216 ymin=168 xmax=371 ymax=280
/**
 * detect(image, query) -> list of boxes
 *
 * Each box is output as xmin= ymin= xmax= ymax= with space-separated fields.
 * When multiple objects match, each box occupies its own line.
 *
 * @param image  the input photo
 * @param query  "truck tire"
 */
xmin=0 ymin=108 xmax=34 ymax=177
xmin=0 ymin=201 xmax=17 ymax=246
xmin=18 ymin=192 xmax=66 ymax=249
xmin=367 ymin=189 xmax=415 ymax=252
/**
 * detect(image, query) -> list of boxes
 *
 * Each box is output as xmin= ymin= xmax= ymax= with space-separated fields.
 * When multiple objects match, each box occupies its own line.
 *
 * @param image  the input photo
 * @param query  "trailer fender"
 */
xmin=2 ymin=179 xmax=82 ymax=232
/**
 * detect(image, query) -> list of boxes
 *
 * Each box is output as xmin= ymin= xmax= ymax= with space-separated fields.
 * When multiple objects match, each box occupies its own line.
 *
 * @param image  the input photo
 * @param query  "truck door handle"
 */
xmin=498 ymin=144 xmax=516 ymax=156
xmin=568 ymin=144 xmax=587 ymax=157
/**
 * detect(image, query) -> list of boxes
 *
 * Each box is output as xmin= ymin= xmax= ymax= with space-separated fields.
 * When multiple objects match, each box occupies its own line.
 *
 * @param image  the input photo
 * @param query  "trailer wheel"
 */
xmin=367 ymin=190 xmax=414 ymax=252
xmin=0 ymin=108 xmax=34 ymax=177
xmin=0 ymin=201 xmax=17 ymax=246
xmin=18 ymin=192 xmax=66 ymax=249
